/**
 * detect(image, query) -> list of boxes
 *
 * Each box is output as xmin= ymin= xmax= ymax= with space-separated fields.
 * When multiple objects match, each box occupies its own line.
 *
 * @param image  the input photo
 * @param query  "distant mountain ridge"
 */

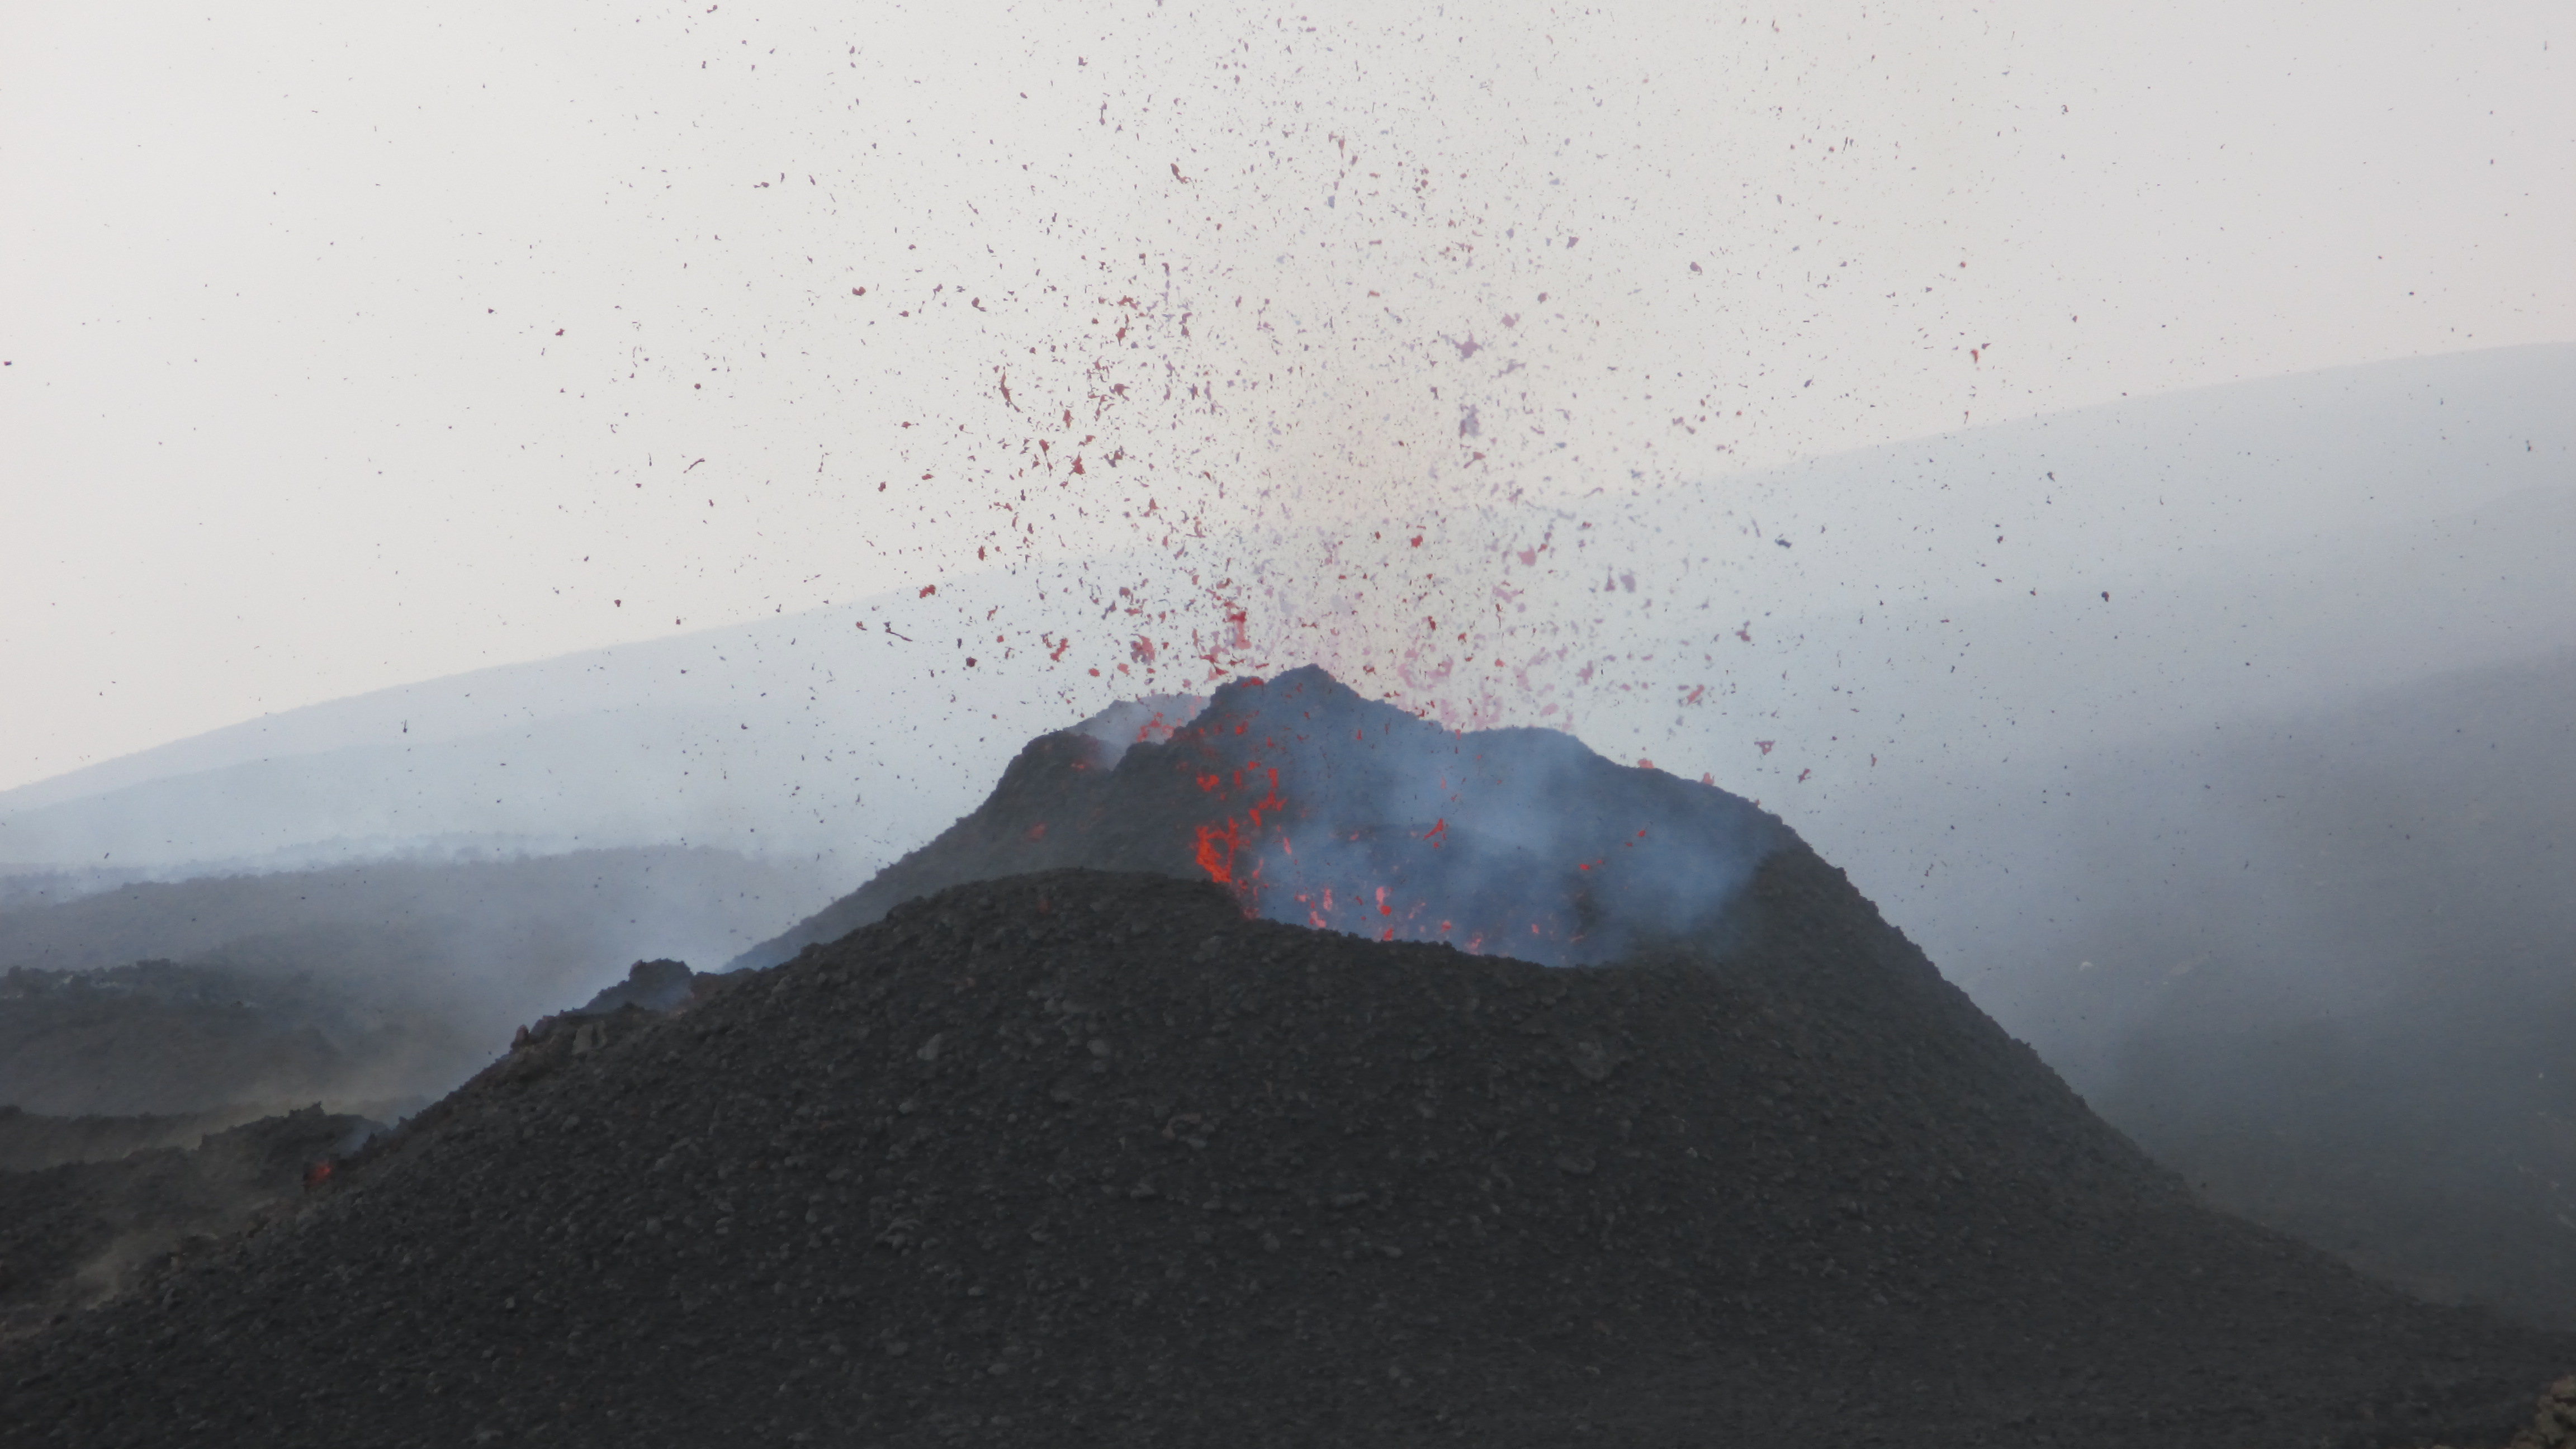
xmin=4 ymin=345 xmax=2564 ymax=888
xmin=0 ymin=846 xmax=831 ymax=1115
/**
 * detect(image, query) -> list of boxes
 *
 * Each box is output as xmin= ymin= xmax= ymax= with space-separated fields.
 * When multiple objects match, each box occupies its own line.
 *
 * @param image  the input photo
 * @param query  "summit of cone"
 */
xmin=731 ymin=666 xmax=1786 ymax=973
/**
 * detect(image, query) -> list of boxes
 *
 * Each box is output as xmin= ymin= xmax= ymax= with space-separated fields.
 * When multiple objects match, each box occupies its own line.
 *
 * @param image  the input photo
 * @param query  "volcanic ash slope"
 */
xmin=4 ymin=860 xmax=2569 ymax=1448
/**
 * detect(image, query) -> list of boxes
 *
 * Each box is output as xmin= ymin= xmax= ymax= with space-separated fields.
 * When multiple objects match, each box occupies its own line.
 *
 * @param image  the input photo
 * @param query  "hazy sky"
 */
xmin=3 ymin=0 xmax=2567 ymax=793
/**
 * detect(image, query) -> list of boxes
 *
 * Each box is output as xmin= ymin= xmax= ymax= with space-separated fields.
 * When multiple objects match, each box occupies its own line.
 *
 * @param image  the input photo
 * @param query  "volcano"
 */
xmin=3 ymin=671 xmax=2569 ymax=1447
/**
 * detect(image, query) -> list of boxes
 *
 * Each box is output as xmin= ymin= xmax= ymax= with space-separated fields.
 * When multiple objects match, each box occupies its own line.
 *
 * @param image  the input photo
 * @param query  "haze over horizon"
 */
xmin=2 ymin=340 xmax=2561 ymax=886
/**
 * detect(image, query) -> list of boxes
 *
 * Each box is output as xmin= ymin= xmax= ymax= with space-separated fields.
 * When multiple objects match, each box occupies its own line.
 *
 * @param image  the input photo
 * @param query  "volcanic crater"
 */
xmin=732 ymin=666 xmax=1784 ymax=973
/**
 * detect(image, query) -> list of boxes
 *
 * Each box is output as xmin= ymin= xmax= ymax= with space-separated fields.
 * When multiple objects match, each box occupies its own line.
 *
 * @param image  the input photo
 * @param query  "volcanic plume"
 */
xmin=732 ymin=665 xmax=1783 ymax=973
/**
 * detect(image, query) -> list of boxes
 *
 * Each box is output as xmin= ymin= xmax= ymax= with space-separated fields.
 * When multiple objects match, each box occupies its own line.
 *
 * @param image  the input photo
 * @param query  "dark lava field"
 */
xmin=3 ymin=670 xmax=2572 ymax=1447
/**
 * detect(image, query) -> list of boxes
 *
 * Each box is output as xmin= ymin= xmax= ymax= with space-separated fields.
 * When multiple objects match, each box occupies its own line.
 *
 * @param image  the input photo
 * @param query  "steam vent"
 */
xmin=6 ymin=668 xmax=2572 ymax=1447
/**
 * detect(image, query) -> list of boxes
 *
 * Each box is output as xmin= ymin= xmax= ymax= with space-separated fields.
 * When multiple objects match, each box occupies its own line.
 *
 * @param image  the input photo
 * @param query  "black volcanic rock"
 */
xmin=0 ymin=1104 xmax=377 ymax=1344
xmin=570 ymin=958 xmax=698 ymax=1015
xmin=731 ymin=666 xmax=1784 ymax=973
xmin=3 ymin=865 xmax=2565 ymax=1448
xmin=509 ymin=962 xmax=722 ymax=1056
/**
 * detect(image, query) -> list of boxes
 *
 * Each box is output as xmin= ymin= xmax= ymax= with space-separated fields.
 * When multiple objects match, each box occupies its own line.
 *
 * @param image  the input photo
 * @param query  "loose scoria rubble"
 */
xmin=4 ymin=861 xmax=2569 ymax=1447
xmin=0 ymin=1106 xmax=377 ymax=1346
xmin=2433 ymin=1375 xmax=2576 ymax=1449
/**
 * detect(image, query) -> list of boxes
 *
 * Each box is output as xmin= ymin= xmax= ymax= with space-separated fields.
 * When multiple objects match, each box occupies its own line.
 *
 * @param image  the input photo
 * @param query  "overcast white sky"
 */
xmin=3 ymin=0 xmax=2568 ymax=794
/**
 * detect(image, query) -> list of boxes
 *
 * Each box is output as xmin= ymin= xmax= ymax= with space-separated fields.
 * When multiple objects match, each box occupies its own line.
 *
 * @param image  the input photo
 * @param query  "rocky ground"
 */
xmin=2442 ymin=1374 xmax=2576 ymax=1449
xmin=3 ymin=864 xmax=2568 ymax=1448
xmin=0 ymin=1105 xmax=376 ymax=1345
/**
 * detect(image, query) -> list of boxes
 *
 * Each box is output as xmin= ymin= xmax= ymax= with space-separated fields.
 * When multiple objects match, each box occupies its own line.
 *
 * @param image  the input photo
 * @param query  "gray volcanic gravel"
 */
xmin=3 ymin=861 xmax=2568 ymax=1447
